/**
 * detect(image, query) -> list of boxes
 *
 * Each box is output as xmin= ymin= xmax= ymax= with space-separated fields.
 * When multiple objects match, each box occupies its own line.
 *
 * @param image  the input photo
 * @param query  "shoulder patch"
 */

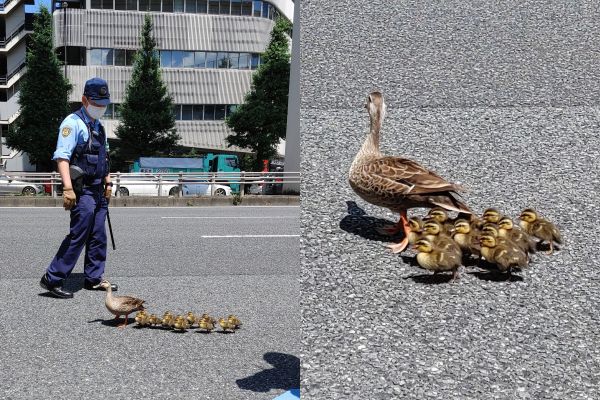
xmin=61 ymin=126 xmax=72 ymax=137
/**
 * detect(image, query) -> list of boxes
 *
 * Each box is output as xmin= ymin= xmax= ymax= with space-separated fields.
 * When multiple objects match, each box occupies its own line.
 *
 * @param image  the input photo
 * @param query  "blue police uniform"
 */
xmin=43 ymin=78 xmax=112 ymax=290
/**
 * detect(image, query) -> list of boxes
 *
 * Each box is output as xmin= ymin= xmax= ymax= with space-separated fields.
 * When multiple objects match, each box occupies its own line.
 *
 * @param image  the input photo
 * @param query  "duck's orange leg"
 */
xmin=117 ymin=314 xmax=129 ymax=329
xmin=387 ymin=210 xmax=411 ymax=253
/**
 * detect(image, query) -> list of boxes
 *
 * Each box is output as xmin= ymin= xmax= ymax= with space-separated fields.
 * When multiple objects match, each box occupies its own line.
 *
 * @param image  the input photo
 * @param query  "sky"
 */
xmin=26 ymin=0 xmax=52 ymax=13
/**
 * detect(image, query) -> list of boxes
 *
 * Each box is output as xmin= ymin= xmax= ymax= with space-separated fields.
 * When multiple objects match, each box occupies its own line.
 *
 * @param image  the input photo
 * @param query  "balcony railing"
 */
xmin=0 ymin=57 xmax=26 ymax=85
xmin=0 ymin=22 xmax=31 ymax=48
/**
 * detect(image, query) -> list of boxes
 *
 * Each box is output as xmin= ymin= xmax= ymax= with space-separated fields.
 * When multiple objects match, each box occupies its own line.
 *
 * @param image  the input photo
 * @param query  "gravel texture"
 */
xmin=0 ymin=206 xmax=299 ymax=399
xmin=300 ymin=1 xmax=600 ymax=398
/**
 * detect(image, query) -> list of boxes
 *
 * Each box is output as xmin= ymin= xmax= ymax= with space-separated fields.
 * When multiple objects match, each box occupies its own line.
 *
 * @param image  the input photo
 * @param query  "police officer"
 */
xmin=40 ymin=77 xmax=118 ymax=298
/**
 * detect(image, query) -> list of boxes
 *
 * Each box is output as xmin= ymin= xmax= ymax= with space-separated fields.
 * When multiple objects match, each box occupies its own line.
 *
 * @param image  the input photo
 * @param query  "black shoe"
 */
xmin=40 ymin=274 xmax=73 ymax=299
xmin=84 ymin=280 xmax=118 ymax=291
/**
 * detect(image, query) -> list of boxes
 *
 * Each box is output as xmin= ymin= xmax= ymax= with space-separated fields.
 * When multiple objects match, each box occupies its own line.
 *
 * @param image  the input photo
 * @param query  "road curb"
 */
xmin=0 ymin=195 xmax=300 ymax=207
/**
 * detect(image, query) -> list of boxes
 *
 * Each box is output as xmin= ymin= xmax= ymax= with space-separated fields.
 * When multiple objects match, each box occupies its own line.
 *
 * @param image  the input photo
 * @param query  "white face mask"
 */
xmin=86 ymin=103 xmax=107 ymax=120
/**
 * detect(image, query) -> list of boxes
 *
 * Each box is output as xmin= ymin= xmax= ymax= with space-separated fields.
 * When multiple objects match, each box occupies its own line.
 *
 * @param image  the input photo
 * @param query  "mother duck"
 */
xmin=348 ymin=91 xmax=472 ymax=253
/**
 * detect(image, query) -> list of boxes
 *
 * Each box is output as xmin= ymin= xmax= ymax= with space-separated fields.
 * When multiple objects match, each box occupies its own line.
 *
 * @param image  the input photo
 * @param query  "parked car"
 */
xmin=183 ymin=180 xmax=231 ymax=196
xmin=0 ymin=174 xmax=44 ymax=196
xmin=112 ymin=175 xmax=180 ymax=197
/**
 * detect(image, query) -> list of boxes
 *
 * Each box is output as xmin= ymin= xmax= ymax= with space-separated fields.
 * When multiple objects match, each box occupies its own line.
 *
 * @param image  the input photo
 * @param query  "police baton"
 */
xmin=106 ymin=209 xmax=116 ymax=250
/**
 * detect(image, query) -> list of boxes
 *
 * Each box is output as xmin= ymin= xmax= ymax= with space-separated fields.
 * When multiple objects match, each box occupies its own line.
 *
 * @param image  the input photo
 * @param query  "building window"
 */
xmin=115 ymin=0 xmax=127 ymax=9
xmin=219 ymin=0 xmax=230 ymax=14
xmin=204 ymin=105 xmax=215 ymax=120
xmin=171 ymin=51 xmax=184 ymax=67
xmin=206 ymin=52 xmax=217 ymax=68
xmin=251 ymin=53 xmax=260 ymax=70
xmin=126 ymin=50 xmax=137 ymax=65
xmin=252 ymin=0 xmax=261 ymax=16
xmin=239 ymin=52 xmax=250 ymax=69
xmin=150 ymin=0 xmax=161 ymax=10
xmin=229 ymin=52 xmax=239 ymax=69
xmin=261 ymin=1 xmax=268 ymax=17
xmin=208 ymin=0 xmax=219 ymax=13
xmin=193 ymin=105 xmax=204 ymax=120
xmin=197 ymin=0 xmax=207 ymax=12
xmin=139 ymin=0 xmax=150 ymax=10
xmin=115 ymin=49 xmax=126 ymax=66
xmin=114 ymin=104 xmax=121 ymax=118
xmin=215 ymin=105 xmax=226 ymax=120
xmin=90 ymin=48 xmax=113 ymax=65
xmin=226 ymin=104 xmax=237 ymax=116
xmin=127 ymin=0 xmax=137 ymax=9
xmin=174 ymin=0 xmax=184 ymax=12
xmin=162 ymin=0 xmax=173 ymax=11
xmin=182 ymin=105 xmax=194 ymax=120
xmin=172 ymin=105 xmax=181 ymax=120
xmin=185 ymin=0 xmax=196 ymax=12
xmin=194 ymin=51 xmax=206 ymax=68
xmin=91 ymin=0 xmax=102 ymax=8
xmin=102 ymin=0 xmax=113 ymax=8
xmin=103 ymin=104 xmax=113 ymax=119
xmin=160 ymin=50 xmax=172 ymax=67
xmin=217 ymin=52 xmax=229 ymax=68
xmin=182 ymin=51 xmax=195 ymax=67
xmin=241 ymin=0 xmax=252 ymax=15
xmin=230 ymin=0 xmax=241 ymax=15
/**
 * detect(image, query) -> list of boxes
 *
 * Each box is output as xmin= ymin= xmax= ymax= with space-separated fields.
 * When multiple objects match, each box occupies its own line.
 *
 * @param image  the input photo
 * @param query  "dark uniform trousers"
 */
xmin=46 ymin=186 xmax=108 ymax=285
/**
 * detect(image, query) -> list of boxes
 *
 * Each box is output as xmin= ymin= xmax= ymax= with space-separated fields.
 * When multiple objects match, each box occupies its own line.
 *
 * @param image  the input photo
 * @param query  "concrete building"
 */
xmin=0 ymin=0 xmax=34 ymax=171
xmin=52 ymin=0 xmax=294 ymax=157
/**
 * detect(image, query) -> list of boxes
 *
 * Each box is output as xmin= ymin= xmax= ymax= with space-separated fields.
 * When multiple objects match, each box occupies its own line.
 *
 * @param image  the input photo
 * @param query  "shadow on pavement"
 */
xmin=63 ymin=273 xmax=87 ymax=293
xmin=340 ymin=200 xmax=402 ymax=243
xmin=88 ymin=317 xmax=136 ymax=327
xmin=236 ymin=352 xmax=300 ymax=393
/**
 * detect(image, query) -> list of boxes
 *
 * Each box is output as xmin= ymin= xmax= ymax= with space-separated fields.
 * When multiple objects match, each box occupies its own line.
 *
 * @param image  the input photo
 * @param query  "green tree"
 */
xmin=225 ymin=18 xmax=292 ymax=171
xmin=113 ymin=14 xmax=179 ymax=168
xmin=5 ymin=6 xmax=72 ymax=172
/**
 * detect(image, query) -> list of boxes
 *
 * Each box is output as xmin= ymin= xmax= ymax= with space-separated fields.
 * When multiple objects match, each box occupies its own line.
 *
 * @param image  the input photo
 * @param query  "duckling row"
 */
xmin=409 ymin=207 xmax=562 ymax=282
xmin=134 ymin=311 xmax=242 ymax=333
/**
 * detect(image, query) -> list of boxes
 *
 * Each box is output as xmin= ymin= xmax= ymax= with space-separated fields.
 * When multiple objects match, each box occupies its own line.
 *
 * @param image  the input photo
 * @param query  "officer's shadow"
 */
xmin=236 ymin=352 xmax=300 ymax=394
xmin=38 ymin=272 xmax=87 ymax=298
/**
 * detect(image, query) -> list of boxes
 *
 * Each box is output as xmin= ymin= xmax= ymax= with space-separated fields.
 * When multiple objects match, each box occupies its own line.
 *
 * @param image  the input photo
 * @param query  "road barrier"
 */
xmin=0 ymin=171 xmax=301 ymax=198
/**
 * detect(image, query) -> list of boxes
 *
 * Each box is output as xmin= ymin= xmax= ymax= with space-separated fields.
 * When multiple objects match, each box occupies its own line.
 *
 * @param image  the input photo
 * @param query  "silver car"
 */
xmin=0 ymin=174 xmax=44 ymax=196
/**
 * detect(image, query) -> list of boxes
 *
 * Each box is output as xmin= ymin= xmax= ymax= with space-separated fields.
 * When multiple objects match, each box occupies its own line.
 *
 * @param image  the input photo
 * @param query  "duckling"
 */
xmin=519 ymin=208 xmax=562 ymax=254
xmin=185 ymin=312 xmax=197 ymax=328
xmin=219 ymin=318 xmax=236 ymax=332
xmin=198 ymin=317 xmax=216 ymax=333
xmin=99 ymin=280 xmax=145 ymax=328
xmin=135 ymin=310 xmax=150 ymax=327
xmin=173 ymin=315 xmax=190 ymax=332
xmin=200 ymin=313 xmax=217 ymax=325
xmin=482 ymin=208 xmax=503 ymax=224
xmin=424 ymin=208 xmax=455 ymax=234
xmin=423 ymin=220 xmax=461 ymax=254
xmin=407 ymin=217 xmax=424 ymax=245
xmin=413 ymin=239 xmax=463 ymax=282
xmin=497 ymin=217 xmax=536 ymax=255
xmin=479 ymin=234 xmax=528 ymax=276
xmin=452 ymin=219 xmax=481 ymax=258
xmin=227 ymin=315 xmax=242 ymax=329
xmin=147 ymin=314 xmax=161 ymax=326
xmin=161 ymin=312 xmax=175 ymax=328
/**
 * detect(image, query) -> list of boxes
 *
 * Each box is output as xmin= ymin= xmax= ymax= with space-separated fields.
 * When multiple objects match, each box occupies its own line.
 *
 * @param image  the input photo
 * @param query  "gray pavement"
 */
xmin=301 ymin=1 xmax=600 ymax=399
xmin=0 ymin=206 xmax=300 ymax=399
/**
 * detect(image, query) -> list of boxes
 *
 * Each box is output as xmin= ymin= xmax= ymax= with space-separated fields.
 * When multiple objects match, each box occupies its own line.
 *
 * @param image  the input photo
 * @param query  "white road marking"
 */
xmin=201 ymin=234 xmax=300 ymax=238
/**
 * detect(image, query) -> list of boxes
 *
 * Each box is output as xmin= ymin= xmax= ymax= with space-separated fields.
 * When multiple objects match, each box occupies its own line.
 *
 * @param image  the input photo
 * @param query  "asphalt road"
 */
xmin=0 ymin=206 xmax=300 ymax=400
xmin=301 ymin=1 xmax=600 ymax=399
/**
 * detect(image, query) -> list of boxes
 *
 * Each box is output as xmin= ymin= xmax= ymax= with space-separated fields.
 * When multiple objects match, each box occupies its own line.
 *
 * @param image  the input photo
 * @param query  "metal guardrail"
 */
xmin=0 ymin=171 xmax=301 ymax=197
